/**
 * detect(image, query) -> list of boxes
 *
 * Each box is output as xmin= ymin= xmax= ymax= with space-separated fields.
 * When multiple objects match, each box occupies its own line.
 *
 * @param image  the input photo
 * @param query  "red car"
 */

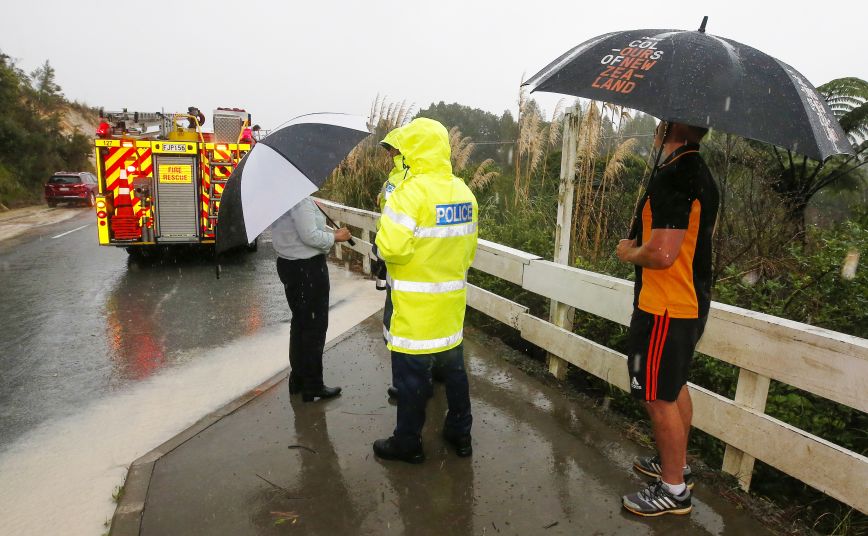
xmin=44 ymin=171 xmax=99 ymax=207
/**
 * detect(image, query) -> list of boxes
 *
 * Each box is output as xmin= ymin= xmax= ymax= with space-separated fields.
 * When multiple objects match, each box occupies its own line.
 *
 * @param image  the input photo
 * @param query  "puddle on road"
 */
xmin=0 ymin=271 xmax=384 ymax=536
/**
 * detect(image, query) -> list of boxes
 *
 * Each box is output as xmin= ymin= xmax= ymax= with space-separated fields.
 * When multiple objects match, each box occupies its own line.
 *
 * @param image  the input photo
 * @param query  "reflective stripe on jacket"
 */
xmin=375 ymin=118 xmax=478 ymax=355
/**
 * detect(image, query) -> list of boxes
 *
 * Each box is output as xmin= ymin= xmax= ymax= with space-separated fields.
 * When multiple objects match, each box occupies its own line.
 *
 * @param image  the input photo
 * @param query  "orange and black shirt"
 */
xmin=633 ymin=144 xmax=719 ymax=319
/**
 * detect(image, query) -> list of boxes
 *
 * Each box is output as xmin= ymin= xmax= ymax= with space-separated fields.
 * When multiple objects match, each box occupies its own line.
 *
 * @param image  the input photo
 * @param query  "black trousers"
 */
xmin=392 ymin=343 xmax=472 ymax=449
xmin=276 ymin=255 xmax=330 ymax=390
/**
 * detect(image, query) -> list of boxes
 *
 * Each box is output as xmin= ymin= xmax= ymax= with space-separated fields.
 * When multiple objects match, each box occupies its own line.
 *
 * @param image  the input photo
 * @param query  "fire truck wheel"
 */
xmin=246 ymin=238 xmax=258 ymax=252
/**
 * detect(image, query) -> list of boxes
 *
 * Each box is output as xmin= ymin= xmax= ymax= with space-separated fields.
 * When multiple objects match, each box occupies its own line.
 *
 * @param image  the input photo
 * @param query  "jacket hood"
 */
xmin=381 ymin=118 xmax=452 ymax=177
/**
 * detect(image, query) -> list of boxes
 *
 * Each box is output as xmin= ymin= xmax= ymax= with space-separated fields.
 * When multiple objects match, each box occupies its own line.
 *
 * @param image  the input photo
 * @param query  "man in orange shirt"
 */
xmin=616 ymin=120 xmax=719 ymax=517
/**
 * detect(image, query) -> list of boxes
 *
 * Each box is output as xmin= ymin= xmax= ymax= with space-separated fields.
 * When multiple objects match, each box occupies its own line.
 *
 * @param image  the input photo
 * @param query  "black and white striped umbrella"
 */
xmin=216 ymin=113 xmax=370 ymax=254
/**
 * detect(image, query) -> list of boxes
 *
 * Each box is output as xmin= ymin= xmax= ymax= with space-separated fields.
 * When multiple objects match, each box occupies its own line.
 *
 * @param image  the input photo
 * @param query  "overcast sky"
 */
xmin=3 ymin=0 xmax=867 ymax=131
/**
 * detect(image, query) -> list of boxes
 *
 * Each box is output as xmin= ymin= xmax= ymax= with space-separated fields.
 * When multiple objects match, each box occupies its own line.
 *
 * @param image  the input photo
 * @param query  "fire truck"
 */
xmin=92 ymin=107 xmax=256 ymax=257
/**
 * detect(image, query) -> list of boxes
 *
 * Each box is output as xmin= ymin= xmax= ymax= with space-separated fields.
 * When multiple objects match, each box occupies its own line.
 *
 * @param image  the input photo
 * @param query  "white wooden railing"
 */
xmin=319 ymin=198 xmax=868 ymax=515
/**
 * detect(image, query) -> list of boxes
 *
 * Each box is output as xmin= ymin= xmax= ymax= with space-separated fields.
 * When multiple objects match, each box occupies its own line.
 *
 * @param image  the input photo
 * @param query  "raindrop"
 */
xmin=724 ymin=96 xmax=731 ymax=112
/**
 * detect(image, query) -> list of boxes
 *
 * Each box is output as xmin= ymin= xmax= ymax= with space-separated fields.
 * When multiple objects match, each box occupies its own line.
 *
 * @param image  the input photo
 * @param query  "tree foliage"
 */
xmin=30 ymin=60 xmax=63 ymax=111
xmin=417 ymin=101 xmax=518 ymax=166
xmin=820 ymin=77 xmax=868 ymax=143
xmin=0 ymin=52 xmax=92 ymax=207
xmin=769 ymin=77 xmax=868 ymax=235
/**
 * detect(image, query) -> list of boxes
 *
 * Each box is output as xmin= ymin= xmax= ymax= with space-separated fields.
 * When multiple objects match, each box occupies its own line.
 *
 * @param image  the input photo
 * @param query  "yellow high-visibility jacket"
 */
xmin=375 ymin=118 xmax=478 ymax=355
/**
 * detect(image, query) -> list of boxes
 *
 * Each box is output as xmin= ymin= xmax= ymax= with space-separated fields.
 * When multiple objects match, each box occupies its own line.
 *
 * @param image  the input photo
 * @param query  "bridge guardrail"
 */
xmin=318 ymin=198 xmax=868 ymax=514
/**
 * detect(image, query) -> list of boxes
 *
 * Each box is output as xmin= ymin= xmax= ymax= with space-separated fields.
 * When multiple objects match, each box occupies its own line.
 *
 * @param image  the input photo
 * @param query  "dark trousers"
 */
xmin=392 ymin=343 xmax=472 ymax=449
xmin=384 ymin=287 xmax=445 ymax=386
xmin=276 ymin=255 xmax=329 ymax=390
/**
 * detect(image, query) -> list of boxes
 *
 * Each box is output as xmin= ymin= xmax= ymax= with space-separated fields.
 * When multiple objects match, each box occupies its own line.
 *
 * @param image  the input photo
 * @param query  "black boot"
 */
xmin=302 ymin=385 xmax=342 ymax=402
xmin=443 ymin=431 xmax=472 ymax=457
xmin=373 ymin=437 xmax=425 ymax=464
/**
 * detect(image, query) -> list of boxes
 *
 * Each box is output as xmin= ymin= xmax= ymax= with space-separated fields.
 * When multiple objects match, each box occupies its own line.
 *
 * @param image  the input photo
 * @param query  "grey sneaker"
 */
xmin=634 ymin=455 xmax=694 ymax=489
xmin=623 ymin=480 xmax=692 ymax=517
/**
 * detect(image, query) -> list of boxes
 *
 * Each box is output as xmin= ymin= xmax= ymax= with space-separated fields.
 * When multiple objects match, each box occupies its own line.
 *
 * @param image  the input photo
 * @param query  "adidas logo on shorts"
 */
xmin=631 ymin=377 xmax=642 ymax=390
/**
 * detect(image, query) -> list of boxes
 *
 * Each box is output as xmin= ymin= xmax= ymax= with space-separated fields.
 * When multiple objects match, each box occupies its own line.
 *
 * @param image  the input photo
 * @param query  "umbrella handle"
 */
xmin=316 ymin=202 xmax=356 ymax=246
xmin=628 ymin=136 xmax=668 ymax=240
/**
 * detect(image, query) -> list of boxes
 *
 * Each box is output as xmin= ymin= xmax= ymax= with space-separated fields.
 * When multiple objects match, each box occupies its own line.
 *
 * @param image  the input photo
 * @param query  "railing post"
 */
xmin=334 ymin=220 xmax=343 ymax=260
xmin=721 ymin=369 xmax=771 ymax=491
xmin=547 ymin=104 xmax=581 ymax=380
xmin=361 ymin=229 xmax=371 ymax=275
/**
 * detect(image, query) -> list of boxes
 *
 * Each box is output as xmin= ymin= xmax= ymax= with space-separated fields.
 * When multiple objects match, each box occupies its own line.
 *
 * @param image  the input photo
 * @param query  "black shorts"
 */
xmin=626 ymin=309 xmax=707 ymax=402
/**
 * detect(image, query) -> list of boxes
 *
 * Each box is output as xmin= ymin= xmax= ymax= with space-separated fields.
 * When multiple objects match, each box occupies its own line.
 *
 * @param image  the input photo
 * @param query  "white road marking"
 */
xmin=51 ymin=224 xmax=90 ymax=239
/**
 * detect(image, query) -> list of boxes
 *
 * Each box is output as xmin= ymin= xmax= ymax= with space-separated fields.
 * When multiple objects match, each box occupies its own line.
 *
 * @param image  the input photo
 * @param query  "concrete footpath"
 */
xmin=0 ymin=205 xmax=86 ymax=242
xmin=112 ymin=314 xmax=774 ymax=536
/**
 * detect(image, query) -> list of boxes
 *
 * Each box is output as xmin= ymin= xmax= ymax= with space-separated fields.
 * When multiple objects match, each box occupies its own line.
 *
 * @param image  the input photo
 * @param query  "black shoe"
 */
xmin=443 ymin=431 xmax=472 ymax=457
xmin=302 ymin=386 xmax=342 ymax=402
xmin=373 ymin=437 xmax=425 ymax=464
xmin=633 ymin=454 xmax=694 ymax=489
xmin=623 ymin=480 xmax=692 ymax=517
xmin=387 ymin=386 xmax=434 ymax=400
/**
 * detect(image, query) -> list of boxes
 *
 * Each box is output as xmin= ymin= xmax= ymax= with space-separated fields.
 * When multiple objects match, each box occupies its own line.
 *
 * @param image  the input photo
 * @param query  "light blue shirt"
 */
xmin=271 ymin=197 xmax=335 ymax=260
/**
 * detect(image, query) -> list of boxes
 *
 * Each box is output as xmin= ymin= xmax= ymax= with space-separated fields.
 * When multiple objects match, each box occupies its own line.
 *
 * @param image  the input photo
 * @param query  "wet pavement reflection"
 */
xmin=0 ymin=212 xmax=285 ymax=450
xmin=0 ymin=211 xmax=386 ymax=535
xmin=140 ymin=315 xmax=774 ymax=536
xmin=102 ymin=253 xmax=274 ymax=382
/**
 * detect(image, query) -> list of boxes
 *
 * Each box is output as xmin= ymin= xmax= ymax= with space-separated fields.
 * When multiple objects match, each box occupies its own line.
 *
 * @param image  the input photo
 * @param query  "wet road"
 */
xmin=0 ymin=207 xmax=387 ymax=535
xmin=0 ymin=208 xmax=287 ymax=451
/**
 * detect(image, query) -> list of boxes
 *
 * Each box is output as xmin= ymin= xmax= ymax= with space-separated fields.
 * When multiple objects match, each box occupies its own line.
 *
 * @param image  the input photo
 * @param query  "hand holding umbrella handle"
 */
xmin=316 ymin=202 xmax=355 ymax=246
xmin=334 ymin=227 xmax=356 ymax=246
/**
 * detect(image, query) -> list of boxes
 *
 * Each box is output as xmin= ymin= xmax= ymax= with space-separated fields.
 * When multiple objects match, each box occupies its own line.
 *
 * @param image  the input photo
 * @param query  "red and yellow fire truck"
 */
xmin=92 ymin=107 xmax=256 ymax=256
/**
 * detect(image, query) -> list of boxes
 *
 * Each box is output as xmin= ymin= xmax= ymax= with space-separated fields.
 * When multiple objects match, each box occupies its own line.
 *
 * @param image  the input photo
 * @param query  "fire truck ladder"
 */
xmin=206 ymin=156 xmax=237 ymax=229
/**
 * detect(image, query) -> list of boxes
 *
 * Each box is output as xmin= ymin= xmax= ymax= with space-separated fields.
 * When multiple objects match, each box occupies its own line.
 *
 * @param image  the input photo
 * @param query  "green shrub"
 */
xmin=0 ymin=53 xmax=94 ymax=206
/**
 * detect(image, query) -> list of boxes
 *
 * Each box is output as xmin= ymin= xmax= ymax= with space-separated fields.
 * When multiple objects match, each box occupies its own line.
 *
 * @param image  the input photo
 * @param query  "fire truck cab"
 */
xmin=93 ymin=107 xmax=255 ymax=256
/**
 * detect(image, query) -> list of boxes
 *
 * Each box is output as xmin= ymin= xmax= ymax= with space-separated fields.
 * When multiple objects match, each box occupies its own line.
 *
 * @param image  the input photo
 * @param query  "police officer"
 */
xmin=371 ymin=118 xmax=479 ymax=463
xmin=375 ymin=138 xmax=410 ymax=399
xmin=373 ymin=139 xmax=410 ymax=293
xmin=376 ymin=139 xmax=409 ymax=215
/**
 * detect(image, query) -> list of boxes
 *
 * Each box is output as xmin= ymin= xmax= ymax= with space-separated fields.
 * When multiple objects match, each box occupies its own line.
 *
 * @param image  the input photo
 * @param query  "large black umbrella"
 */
xmin=216 ymin=113 xmax=370 ymax=255
xmin=524 ymin=18 xmax=852 ymax=162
